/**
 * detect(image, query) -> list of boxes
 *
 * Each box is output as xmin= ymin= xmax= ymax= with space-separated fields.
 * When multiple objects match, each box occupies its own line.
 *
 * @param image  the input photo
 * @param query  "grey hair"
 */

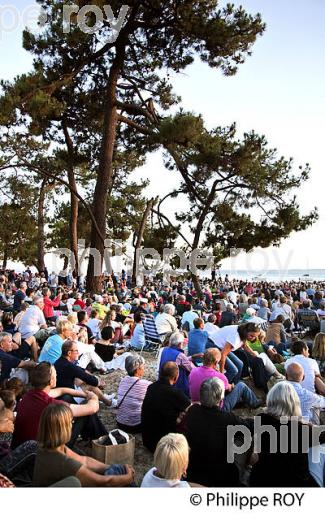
xmin=125 ymin=354 xmax=145 ymax=376
xmin=164 ymin=304 xmax=175 ymax=315
xmin=33 ymin=295 xmax=44 ymax=305
xmin=169 ymin=331 xmax=185 ymax=347
xmin=200 ymin=377 xmax=225 ymax=408
xmin=266 ymin=381 xmax=302 ymax=418
xmin=0 ymin=331 xmax=12 ymax=344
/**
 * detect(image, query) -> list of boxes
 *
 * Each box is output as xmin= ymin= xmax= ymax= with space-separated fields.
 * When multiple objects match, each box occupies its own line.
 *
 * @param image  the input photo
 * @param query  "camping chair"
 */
xmin=142 ymin=314 xmax=165 ymax=356
xmin=297 ymin=313 xmax=320 ymax=334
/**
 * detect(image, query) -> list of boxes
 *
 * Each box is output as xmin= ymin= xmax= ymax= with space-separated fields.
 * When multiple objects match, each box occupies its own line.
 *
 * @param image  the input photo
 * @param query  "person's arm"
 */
xmin=75 ymin=464 xmax=135 ymax=487
xmin=18 ymin=360 xmax=37 ymax=371
xmin=69 ymin=391 xmax=99 ymax=417
xmin=219 ymin=342 xmax=233 ymax=374
xmin=242 ymin=341 xmax=258 ymax=358
xmin=49 ymin=387 xmax=87 ymax=399
xmin=70 ymin=364 xmax=99 ymax=387
xmin=176 ymin=352 xmax=195 ymax=373
xmin=65 ymin=446 xmax=108 ymax=473
xmin=50 ymin=295 xmax=62 ymax=307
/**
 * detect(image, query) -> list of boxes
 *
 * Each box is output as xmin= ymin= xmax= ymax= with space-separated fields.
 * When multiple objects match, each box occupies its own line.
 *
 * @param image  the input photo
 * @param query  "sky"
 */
xmin=1 ymin=0 xmax=324 ymax=272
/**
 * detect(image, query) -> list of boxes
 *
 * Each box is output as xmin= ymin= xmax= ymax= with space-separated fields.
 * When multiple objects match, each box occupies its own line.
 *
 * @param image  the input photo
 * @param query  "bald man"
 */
xmin=286 ymin=362 xmax=325 ymax=424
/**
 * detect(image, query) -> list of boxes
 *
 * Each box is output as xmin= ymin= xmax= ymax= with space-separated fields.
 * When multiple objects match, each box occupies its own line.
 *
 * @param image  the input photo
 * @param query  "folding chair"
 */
xmin=142 ymin=314 xmax=165 ymax=356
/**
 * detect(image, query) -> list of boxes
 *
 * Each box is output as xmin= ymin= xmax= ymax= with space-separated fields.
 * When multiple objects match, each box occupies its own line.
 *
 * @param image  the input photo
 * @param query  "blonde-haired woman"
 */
xmin=312 ymin=333 xmax=325 ymax=375
xmin=33 ymin=403 xmax=135 ymax=487
xmin=141 ymin=433 xmax=191 ymax=488
xmin=250 ymin=381 xmax=325 ymax=487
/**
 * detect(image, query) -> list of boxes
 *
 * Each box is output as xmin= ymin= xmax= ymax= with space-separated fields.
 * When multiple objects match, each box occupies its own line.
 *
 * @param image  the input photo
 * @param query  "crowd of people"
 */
xmin=1 ymin=267 xmax=325 ymax=487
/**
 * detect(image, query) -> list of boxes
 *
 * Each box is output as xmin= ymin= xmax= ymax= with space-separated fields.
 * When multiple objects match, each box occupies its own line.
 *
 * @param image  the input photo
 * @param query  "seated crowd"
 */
xmin=1 ymin=268 xmax=325 ymax=487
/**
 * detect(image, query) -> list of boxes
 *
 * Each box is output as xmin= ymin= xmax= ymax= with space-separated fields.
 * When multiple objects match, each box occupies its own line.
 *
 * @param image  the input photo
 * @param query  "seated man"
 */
xmin=18 ymin=296 xmax=48 ymax=360
xmin=54 ymin=340 xmax=115 ymax=407
xmin=297 ymin=300 xmax=320 ymax=332
xmin=40 ymin=318 xmax=108 ymax=373
xmin=286 ymin=363 xmax=325 ymax=425
xmin=141 ymin=362 xmax=191 ymax=453
xmin=204 ymin=314 xmax=219 ymax=339
xmin=189 ymin=348 xmax=261 ymax=411
xmin=11 ymin=362 xmax=105 ymax=449
xmin=188 ymin=318 xmax=209 ymax=366
xmin=219 ymin=304 xmax=237 ymax=328
xmin=181 ymin=305 xmax=199 ymax=331
xmin=159 ymin=331 xmax=194 ymax=397
xmin=285 ymin=340 xmax=325 ymax=395
xmin=185 ymin=377 xmax=254 ymax=487
xmin=0 ymin=332 xmax=36 ymax=385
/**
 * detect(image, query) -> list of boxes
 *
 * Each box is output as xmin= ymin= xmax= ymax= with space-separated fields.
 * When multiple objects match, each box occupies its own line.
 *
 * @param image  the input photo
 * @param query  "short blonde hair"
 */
xmin=67 ymin=313 xmax=78 ymax=325
xmin=56 ymin=318 xmax=73 ymax=335
xmin=154 ymin=433 xmax=189 ymax=480
xmin=38 ymin=403 xmax=73 ymax=449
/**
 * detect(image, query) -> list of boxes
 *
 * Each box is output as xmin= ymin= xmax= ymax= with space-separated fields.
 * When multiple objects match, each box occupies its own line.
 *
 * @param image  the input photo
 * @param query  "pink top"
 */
xmin=189 ymin=366 xmax=229 ymax=402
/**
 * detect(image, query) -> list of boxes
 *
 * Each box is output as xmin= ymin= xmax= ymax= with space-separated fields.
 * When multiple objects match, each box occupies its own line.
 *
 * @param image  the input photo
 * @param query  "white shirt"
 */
xmin=227 ymin=291 xmax=239 ymax=305
xmin=87 ymin=318 xmax=101 ymax=337
xmin=155 ymin=313 xmax=178 ymax=335
xmin=204 ymin=322 xmax=220 ymax=339
xmin=141 ymin=468 xmax=190 ymax=488
xmin=19 ymin=305 xmax=46 ymax=339
xmin=209 ymin=325 xmax=242 ymax=351
xmin=285 ymin=354 xmax=320 ymax=393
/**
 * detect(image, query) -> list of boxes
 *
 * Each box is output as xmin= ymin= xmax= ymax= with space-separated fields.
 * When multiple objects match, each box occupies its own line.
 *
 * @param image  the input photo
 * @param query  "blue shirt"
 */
xmin=39 ymin=334 xmax=64 ymax=364
xmin=188 ymin=329 xmax=209 ymax=356
xmin=130 ymin=324 xmax=145 ymax=349
xmin=181 ymin=310 xmax=199 ymax=330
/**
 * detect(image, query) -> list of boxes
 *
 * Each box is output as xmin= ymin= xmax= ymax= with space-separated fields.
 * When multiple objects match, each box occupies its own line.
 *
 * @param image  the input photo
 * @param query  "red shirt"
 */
xmin=73 ymin=299 xmax=85 ymax=310
xmin=12 ymin=389 xmax=64 ymax=448
xmin=43 ymin=296 xmax=61 ymax=318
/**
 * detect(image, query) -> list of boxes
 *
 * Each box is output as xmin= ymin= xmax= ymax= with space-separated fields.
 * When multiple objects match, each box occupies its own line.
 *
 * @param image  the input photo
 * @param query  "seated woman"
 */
xmin=312 ymin=333 xmax=325 ymax=376
xmin=250 ymin=381 xmax=325 ymax=487
xmin=94 ymin=326 xmax=130 ymax=371
xmin=33 ymin=403 xmax=135 ymax=487
xmin=116 ymin=355 xmax=151 ymax=433
xmin=141 ymin=433 xmax=191 ymax=488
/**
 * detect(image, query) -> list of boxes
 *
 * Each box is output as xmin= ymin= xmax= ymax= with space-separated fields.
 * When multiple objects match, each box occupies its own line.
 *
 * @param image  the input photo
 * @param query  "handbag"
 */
xmin=116 ymin=378 xmax=139 ymax=409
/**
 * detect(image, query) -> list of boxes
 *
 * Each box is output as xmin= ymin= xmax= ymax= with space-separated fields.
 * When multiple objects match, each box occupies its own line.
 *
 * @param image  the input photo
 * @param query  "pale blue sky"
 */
xmin=1 ymin=0 xmax=324 ymax=271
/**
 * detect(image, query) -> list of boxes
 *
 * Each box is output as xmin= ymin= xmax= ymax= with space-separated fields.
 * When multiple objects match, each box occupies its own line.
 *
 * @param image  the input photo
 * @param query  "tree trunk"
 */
xmin=2 ymin=249 xmax=8 ymax=270
xmin=132 ymin=198 xmax=157 ymax=284
xmin=190 ymin=181 xmax=218 ymax=298
xmin=37 ymin=179 xmax=47 ymax=273
xmin=62 ymin=120 xmax=79 ymax=278
xmin=86 ymin=42 xmax=126 ymax=293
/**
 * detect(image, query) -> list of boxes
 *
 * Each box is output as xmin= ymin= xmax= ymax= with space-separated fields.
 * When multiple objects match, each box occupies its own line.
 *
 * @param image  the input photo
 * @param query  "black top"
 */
xmin=219 ymin=311 xmax=237 ymax=328
xmin=13 ymin=290 xmax=26 ymax=312
xmin=94 ymin=342 xmax=115 ymax=362
xmin=0 ymin=350 xmax=20 ymax=383
xmin=54 ymin=356 xmax=98 ymax=389
xmin=185 ymin=404 xmax=253 ymax=487
xmin=141 ymin=381 xmax=190 ymax=453
xmin=250 ymin=413 xmax=322 ymax=487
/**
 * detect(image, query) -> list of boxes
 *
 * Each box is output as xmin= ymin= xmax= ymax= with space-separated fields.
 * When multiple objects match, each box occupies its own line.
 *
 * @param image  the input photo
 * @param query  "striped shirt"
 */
xmin=116 ymin=376 xmax=151 ymax=426
xmin=288 ymin=381 xmax=325 ymax=425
